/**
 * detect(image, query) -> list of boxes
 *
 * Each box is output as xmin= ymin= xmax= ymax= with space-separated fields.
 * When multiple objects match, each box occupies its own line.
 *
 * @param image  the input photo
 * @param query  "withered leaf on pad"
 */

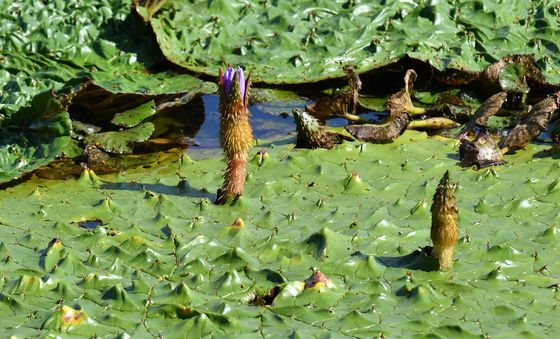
xmin=346 ymin=114 xmax=411 ymax=143
xmin=459 ymin=128 xmax=506 ymax=168
xmin=346 ymin=69 xmax=418 ymax=143
xmin=305 ymin=92 xmax=355 ymax=121
xmin=480 ymin=55 xmax=548 ymax=95
xmin=387 ymin=69 xmax=424 ymax=118
xmin=458 ymin=91 xmax=507 ymax=138
xmin=499 ymin=93 xmax=560 ymax=152
xmin=305 ymin=67 xmax=362 ymax=121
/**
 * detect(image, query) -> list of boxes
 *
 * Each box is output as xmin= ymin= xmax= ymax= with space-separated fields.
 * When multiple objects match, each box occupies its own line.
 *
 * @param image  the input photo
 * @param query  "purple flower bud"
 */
xmin=220 ymin=65 xmax=247 ymax=102
xmin=238 ymin=66 xmax=245 ymax=102
xmin=222 ymin=65 xmax=235 ymax=97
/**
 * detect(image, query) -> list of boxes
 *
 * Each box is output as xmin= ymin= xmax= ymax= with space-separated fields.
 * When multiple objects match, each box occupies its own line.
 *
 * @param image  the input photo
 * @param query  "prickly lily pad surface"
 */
xmin=1 ymin=131 xmax=559 ymax=337
xmin=0 ymin=0 xmax=213 ymax=113
xmin=140 ymin=0 xmax=560 ymax=84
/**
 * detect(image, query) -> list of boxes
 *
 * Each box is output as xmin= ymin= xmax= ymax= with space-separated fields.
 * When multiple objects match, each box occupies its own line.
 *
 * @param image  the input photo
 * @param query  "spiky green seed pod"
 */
xmin=430 ymin=171 xmax=459 ymax=270
xmin=215 ymin=66 xmax=253 ymax=205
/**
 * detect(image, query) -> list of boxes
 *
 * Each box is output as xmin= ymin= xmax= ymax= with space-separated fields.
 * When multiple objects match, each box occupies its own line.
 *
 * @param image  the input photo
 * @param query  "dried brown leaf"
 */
xmin=459 ymin=91 xmax=507 ymax=138
xmin=480 ymin=55 xmax=547 ymax=94
xmin=346 ymin=113 xmax=411 ymax=143
xmin=387 ymin=69 xmax=418 ymax=119
xmin=305 ymin=92 xmax=353 ymax=121
xmin=499 ymin=93 xmax=560 ymax=151
xmin=305 ymin=66 xmax=362 ymax=121
xmin=459 ymin=129 xmax=506 ymax=168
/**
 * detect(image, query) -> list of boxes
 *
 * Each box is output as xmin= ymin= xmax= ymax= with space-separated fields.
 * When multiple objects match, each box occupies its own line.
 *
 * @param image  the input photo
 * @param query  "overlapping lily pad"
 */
xmin=138 ymin=0 xmax=560 ymax=84
xmin=1 ymin=131 xmax=559 ymax=336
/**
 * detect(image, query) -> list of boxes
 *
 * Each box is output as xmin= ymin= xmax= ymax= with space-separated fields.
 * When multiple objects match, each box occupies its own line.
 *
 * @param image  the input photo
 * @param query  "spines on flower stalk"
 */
xmin=430 ymin=171 xmax=459 ymax=270
xmin=215 ymin=65 xmax=253 ymax=205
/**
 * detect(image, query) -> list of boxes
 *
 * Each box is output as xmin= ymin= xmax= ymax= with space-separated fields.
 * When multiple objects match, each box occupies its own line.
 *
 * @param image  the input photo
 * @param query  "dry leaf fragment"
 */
xmin=459 ymin=91 xmax=507 ymax=138
xmin=500 ymin=93 xmax=560 ymax=152
xmin=460 ymin=128 xmax=506 ymax=168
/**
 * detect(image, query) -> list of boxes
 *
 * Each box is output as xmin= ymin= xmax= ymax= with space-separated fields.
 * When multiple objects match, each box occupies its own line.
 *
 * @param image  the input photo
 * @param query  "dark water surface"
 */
xmin=190 ymin=95 xmax=386 ymax=154
xmin=188 ymin=95 xmax=300 ymax=154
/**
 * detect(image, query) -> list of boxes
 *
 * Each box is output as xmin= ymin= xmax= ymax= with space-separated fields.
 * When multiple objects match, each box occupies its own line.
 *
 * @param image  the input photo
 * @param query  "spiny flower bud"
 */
xmin=293 ymin=109 xmax=341 ymax=149
xmin=215 ymin=65 xmax=253 ymax=205
xmin=430 ymin=171 xmax=459 ymax=270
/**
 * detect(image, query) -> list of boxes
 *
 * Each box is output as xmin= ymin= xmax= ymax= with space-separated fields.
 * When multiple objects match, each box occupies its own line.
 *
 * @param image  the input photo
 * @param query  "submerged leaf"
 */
xmin=85 ymin=122 xmax=155 ymax=154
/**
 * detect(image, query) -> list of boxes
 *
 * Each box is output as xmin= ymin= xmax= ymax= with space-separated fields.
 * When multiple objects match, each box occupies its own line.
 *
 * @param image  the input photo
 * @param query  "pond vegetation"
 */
xmin=1 ymin=0 xmax=560 ymax=337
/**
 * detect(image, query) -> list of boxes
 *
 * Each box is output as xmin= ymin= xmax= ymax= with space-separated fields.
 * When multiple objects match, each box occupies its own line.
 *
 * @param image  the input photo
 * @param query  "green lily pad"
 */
xmin=0 ymin=91 xmax=73 ymax=183
xmin=111 ymin=100 xmax=156 ymax=128
xmin=499 ymin=63 xmax=529 ymax=94
xmin=0 ymin=0 xmax=216 ymax=184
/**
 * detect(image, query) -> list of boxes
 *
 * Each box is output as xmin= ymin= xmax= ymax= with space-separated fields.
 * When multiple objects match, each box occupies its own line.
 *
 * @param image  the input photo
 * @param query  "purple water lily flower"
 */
xmin=220 ymin=65 xmax=248 ymax=105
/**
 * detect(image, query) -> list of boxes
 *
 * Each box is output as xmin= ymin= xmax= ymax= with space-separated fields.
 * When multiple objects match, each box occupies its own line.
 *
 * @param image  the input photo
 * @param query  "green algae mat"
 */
xmin=1 ymin=131 xmax=559 ymax=337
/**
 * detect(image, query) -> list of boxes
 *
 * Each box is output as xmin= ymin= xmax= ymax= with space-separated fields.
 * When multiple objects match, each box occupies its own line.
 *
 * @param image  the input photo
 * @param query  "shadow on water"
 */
xmin=101 ymin=180 xmax=215 ymax=200
xmin=375 ymin=247 xmax=439 ymax=272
